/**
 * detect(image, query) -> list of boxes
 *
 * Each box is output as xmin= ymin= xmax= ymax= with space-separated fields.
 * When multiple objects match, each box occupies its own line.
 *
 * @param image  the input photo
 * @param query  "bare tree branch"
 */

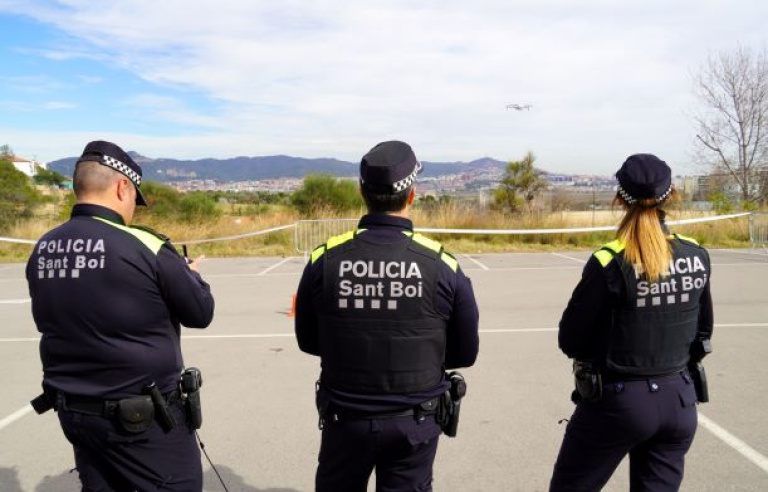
xmin=692 ymin=46 xmax=768 ymax=203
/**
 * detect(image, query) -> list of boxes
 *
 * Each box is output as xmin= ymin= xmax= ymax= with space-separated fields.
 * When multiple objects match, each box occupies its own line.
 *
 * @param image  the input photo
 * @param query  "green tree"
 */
xmin=0 ymin=144 xmax=12 ymax=158
xmin=494 ymin=151 xmax=548 ymax=214
xmin=33 ymin=167 xmax=68 ymax=187
xmin=708 ymin=191 xmax=734 ymax=214
xmin=134 ymin=182 xmax=219 ymax=223
xmin=291 ymin=174 xmax=363 ymax=216
xmin=178 ymin=192 xmax=220 ymax=222
xmin=0 ymin=158 xmax=42 ymax=231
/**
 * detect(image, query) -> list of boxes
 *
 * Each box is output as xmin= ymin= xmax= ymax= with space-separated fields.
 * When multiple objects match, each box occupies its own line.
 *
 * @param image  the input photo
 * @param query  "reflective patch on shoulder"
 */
xmin=603 ymin=239 xmax=625 ymax=254
xmin=310 ymin=246 xmax=326 ymax=264
xmin=593 ymin=249 xmax=615 ymax=268
xmin=411 ymin=233 xmax=443 ymax=253
xmin=326 ymin=230 xmax=356 ymax=250
xmin=440 ymin=251 xmax=458 ymax=272
xmin=674 ymin=233 xmax=700 ymax=246
xmin=93 ymin=217 xmax=164 ymax=255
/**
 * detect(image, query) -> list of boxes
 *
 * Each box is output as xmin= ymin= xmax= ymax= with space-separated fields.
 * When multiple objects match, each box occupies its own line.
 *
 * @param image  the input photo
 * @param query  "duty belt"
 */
xmin=56 ymin=390 xmax=181 ymax=418
xmin=330 ymin=397 xmax=440 ymax=421
xmin=601 ymin=369 xmax=687 ymax=384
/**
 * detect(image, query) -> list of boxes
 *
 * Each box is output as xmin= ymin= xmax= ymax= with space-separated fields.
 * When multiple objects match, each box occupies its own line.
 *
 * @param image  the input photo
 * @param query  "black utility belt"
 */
xmin=601 ymin=370 xmax=687 ymax=384
xmin=332 ymin=397 xmax=440 ymax=421
xmin=57 ymin=390 xmax=181 ymax=418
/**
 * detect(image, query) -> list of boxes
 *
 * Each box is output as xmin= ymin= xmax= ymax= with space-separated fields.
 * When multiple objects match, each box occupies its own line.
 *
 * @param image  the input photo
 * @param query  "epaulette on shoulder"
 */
xmin=673 ymin=233 xmax=701 ymax=247
xmin=593 ymin=239 xmax=625 ymax=268
xmin=91 ymin=217 xmax=166 ymax=255
xmin=310 ymin=229 xmax=365 ymax=264
xmin=131 ymin=224 xmax=170 ymax=242
xmin=404 ymin=231 xmax=459 ymax=272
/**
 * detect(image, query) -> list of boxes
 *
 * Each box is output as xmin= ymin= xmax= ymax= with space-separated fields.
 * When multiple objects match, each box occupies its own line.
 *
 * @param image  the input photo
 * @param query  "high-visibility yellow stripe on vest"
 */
xmin=403 ymin=231 xmax=458 ymax=272
xmin=310 ymin=229 xmax=367 ymax=264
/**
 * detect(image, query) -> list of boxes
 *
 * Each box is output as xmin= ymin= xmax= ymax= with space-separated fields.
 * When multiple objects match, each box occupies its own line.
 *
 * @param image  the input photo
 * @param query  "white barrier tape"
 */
xmin=175 ymin=223 xmax=296 ymax=245
xmin=416 ymin=212 xmax=751 ymax=235
xmin=0 ymin=236 xmax=36 ymax=244
xmin=0 ymin=213 xmax=751 ymax=245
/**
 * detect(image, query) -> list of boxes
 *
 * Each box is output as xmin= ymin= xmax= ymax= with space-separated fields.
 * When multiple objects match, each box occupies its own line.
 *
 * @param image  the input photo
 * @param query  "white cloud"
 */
xmin=0 ymin=100 xmax=75 ymax=111
xmin=3 ymin=1 xmax=768 ymax=173
xmin=77 ymin=75 xmax=103 ymax=84
xmin=42 ymin=101 xmax=75 ymax=110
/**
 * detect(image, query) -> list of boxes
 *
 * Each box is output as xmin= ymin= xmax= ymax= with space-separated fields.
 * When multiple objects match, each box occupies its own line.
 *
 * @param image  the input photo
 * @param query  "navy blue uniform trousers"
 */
xmin=550 ymin=372 xmax=698 ymax=492
xmin=57 ymin=401 xmax=201 ymax=491
xmin=316 ymin=414 xmax=442 ymax=492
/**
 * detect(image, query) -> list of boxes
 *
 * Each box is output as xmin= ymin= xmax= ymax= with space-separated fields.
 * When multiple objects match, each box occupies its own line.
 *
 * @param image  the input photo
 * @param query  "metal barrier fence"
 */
xmin=749 ymin=212 xmax=768 ymax=248
xmin=295 ymin=219 xmax=359 ymax=260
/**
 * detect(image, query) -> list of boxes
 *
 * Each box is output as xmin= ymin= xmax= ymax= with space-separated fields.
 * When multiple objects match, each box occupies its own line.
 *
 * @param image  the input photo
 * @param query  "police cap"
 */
xmin=615 ymin=153 xmax=672 ymax=205
xmin=360 ymin=141 xmax=423 ymax=194
xmin=76 ymin=140 xmax=147 ymax=206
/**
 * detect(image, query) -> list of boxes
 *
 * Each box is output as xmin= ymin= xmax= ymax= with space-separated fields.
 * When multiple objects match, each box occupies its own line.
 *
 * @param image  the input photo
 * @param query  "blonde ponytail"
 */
xmin=615 ymin=190 xmax=678 ymax=282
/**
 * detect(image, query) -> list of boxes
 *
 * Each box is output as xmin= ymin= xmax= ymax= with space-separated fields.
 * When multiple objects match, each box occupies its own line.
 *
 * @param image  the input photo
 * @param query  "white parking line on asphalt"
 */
xmin=0 ymin=404 xmax=33 ymax=431
xmin=717 ymin=248 xmax=768 ymax=257
xmin=0 ymin=298 xmax=30 ymax=304
xmin=550 ymin=252 xmax=587 ymax=264
xmin=184 ymin=333 xmax=294 ymax=339
xmin=699 ymin=414 xmax=768 ymax=475
xmin=461 ymin=254 xmax=490 ymax=271
xmin=3 ymin=322 xmax=768 ymax=344
xmin=258 ymin=257 xmax=296 ymax=276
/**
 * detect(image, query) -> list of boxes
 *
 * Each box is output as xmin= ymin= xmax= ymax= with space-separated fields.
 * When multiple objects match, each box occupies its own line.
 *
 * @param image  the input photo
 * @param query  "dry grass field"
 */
xmin=1 ymin=202 xmax=752 ymax=262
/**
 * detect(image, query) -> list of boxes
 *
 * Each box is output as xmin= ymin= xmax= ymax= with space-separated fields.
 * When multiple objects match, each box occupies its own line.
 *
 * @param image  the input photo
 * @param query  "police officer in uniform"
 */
xmin=549 ymin=154 xmax=714 ymax=491
xmin=26 ymin=141 xmax=215 ymax=491
xmin=295 ymin=140 xmax=480 ymax=492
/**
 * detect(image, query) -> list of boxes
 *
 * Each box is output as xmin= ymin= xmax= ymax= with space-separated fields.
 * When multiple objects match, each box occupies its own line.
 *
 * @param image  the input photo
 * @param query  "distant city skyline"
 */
xmin=1 ymin=1 xmax=766 ymax=174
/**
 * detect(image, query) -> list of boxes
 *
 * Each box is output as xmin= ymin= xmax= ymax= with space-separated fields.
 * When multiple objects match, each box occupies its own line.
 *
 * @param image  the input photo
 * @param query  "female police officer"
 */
xmin=549 ymin=154 xmax=714 ymax=491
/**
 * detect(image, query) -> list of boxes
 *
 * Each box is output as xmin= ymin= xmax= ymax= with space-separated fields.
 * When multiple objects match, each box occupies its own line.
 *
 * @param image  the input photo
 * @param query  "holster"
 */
xmin=30 ymin=384 xmax=56 ymax=414
xmin=31 ymin=393 xmax=55 ymax=415
xmin=688 ymin=362 xmax=709 ymax=403
xmin=573 ymin=360 xmax=602 ymax=403
xmin=439 ymin=372 xmax=466 ymax=438
xmin=146 ymin=384 xmax=176 ymax=432
xmin=180 ymin=368 xmax=203 ymax=430
xmin=315 ymin=380 xmax=331 ymax=430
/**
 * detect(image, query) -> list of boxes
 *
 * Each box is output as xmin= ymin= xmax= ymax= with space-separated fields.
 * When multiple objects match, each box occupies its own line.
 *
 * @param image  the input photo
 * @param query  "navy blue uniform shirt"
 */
xmin=558 ymin=240 xmax=714 ymax=362
xmin=295 ymin=214 xmax=479 ymax=413
xmin=27 ymin=204 xmax=215 ymax=398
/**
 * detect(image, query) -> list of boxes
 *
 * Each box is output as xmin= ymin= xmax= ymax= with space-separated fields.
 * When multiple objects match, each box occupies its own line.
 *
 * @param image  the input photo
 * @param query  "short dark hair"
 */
xmin=73 ymin=161 xmax=121 ymax=197
xmin=361 ymin=184 xmax=412 ymax=214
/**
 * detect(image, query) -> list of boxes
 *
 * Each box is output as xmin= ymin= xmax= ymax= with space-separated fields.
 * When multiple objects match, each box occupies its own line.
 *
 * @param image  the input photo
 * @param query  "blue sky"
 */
xmin=0 ymin=1 xmax=766 ymax=174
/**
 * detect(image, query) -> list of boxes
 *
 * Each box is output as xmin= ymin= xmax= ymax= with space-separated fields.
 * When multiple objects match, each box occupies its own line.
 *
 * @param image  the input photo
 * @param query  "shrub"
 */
xmin=0 ymin=159 xmax=43 ymax=231
xmin=291 ymin=174 xmax=363 ymax=216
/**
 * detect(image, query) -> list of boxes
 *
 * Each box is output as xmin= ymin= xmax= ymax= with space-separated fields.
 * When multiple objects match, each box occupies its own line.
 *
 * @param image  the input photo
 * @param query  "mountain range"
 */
xmin=47 ymin=153 xmax=508 ymax=182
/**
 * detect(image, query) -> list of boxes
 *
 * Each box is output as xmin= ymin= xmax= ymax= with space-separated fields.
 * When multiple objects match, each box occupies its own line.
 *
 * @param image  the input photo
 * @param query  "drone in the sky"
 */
xmin=506 ymin=103 xmax=532 ymax=111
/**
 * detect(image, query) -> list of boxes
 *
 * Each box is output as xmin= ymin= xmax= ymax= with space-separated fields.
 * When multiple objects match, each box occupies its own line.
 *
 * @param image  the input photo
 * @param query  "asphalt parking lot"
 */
xmin=1 ymin=248 xmax=767 ymax=491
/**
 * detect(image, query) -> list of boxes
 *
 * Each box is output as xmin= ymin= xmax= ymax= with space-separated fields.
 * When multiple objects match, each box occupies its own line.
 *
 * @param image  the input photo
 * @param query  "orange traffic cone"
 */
xmin=288 ymin=293 xmax=297 ymax=317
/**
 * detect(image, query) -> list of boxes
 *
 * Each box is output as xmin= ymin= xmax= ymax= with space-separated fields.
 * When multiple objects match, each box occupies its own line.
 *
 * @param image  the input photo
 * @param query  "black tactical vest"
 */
xmin=317 ymin=231 xmax=448 ymax=394
xmin=599 ymin=235 xmax=710 ymax=376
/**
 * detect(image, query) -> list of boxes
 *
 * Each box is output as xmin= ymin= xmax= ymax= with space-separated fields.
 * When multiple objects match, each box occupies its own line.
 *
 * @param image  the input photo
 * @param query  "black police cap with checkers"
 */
xmin=76 ymin=140 xmax=147 ymax=206
xmin=360 ymin=141 xmax=423 ymax=194
xmin=615 ymin=154 xmax=672 ymax=205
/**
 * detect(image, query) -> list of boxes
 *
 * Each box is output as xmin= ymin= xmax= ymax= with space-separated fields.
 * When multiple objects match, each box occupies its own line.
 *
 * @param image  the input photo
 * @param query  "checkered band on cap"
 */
xmin=656 ymin=184 xmax=673 ymax=201
xmin=392 ymin=161 xmax=422 ymax=192
xmin=102 ymin=155 xmax=141 ymax=186
xmin=617 ymin=183 xmax=673 ymax=204
xmin=617 ymin=184 xmax=637 ymax=204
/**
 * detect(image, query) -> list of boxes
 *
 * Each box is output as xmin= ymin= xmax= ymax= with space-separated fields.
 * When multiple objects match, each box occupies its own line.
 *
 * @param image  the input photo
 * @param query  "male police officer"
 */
xmin=295 ymin=140 xmax=480 ymax=492
xmin=27 ymin=140 xmax=215 ymax=491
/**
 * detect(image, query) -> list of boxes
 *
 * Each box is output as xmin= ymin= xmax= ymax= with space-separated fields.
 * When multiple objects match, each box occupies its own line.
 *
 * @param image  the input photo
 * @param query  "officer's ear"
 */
xmin=116 ymin=177 xmax=133 ymax=203
xmin=407 ymin=188 xmax=416 ymax=206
